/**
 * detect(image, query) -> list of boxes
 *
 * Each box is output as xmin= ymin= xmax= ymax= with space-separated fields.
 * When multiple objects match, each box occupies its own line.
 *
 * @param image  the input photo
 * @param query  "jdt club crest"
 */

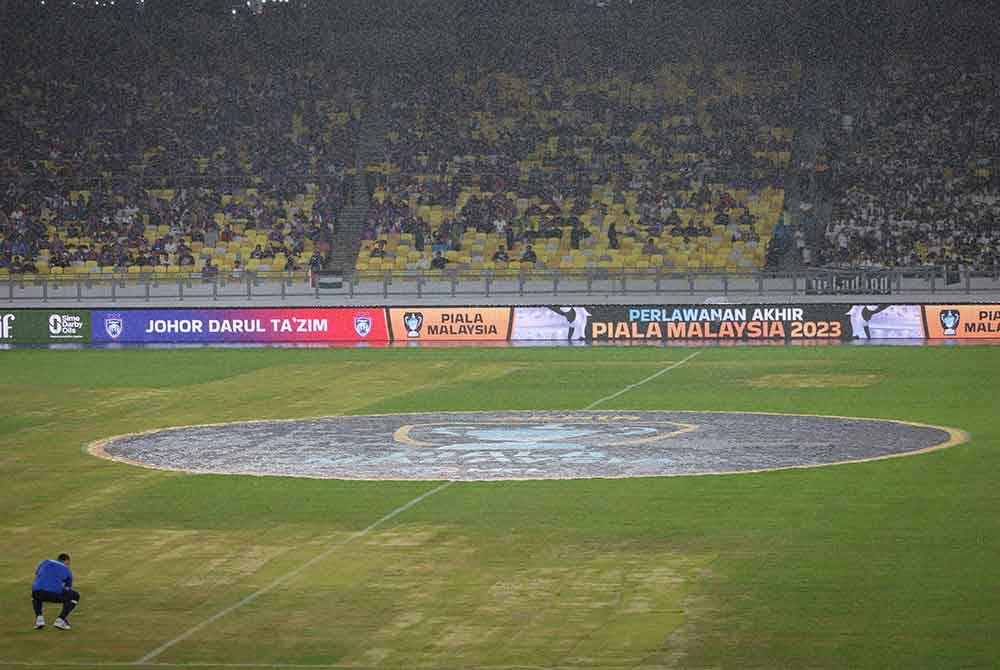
xmin=104 ymin=315 xmax=124 ymax=339
xmin=403 ymin=312 xmax=423 ymax=338
xmin=353 ymin=315 xmax=372 ymax=337
xmin=939 ymin=309 xmax=961 ymax=336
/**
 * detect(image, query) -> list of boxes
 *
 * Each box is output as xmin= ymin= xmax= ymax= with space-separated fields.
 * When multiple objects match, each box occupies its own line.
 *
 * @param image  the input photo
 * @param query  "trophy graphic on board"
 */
xmin=403 ymin=312 xmax=424 ymax=338
xmin=939 ymin=309 xmax=960 ymax=336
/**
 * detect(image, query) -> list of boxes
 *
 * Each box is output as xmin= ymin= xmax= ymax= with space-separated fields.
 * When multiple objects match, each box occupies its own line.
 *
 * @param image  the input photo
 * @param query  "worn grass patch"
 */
xmin=163 ymin=525 xmax=715 ymax=668
xmin=747 ymin=372 xmax=883 ymax=389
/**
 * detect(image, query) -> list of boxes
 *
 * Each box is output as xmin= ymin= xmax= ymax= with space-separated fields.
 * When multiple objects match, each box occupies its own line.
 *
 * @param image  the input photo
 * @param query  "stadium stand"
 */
xmin=0 ymin=179 xmax=346 ymax=280
xmin=814 ymin=57 xmax=1000 ymax=271
xmin=5 ymin=1 xmax=998 ymax=291
xmin=0 ymin=32 xmax=361 ymax=181
xmin=357 ymin=62 xmax=799 ymax=276
xmin=0 ymin=28 xmax=360 ymax=279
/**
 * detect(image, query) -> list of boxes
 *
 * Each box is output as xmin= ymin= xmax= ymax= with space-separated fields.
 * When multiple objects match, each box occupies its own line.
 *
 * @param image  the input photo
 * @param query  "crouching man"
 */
xmin=32 ymin=553 xmax=80 ymax=630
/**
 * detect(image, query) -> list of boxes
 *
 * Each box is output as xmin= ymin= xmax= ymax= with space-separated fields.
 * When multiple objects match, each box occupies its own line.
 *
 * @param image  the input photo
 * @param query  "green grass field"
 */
xmin=1 ymin=345 xmax=998 ymax=669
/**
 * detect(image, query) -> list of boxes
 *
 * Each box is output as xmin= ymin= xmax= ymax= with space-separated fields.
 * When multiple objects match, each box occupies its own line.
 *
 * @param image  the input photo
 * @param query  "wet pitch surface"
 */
xmin=93 ymin=411 xmax=959 ymax=480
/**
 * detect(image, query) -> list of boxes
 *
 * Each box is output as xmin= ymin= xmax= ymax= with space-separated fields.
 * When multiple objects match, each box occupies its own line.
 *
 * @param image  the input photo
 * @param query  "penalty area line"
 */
xmin=583 ymin=351 xmax=701 ymax=410
xmin=133 ymin=481 xmax=453 ymax=666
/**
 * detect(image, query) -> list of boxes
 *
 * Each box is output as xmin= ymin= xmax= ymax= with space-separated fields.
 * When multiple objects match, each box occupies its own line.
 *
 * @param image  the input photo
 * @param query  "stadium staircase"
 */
xmin=325 ymin=108 xmax=389 ymax=274
xmin=778 ymin=64 xmax=836 ymax=269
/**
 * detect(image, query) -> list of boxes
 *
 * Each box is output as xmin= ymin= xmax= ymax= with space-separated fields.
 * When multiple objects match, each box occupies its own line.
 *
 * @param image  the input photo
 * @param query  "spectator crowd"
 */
xmin=0 ymin=15 xmax=361 ymax=276
xmin=818 ymin=58 xmax=1000 ymax=270
xmin=357 ymin=60 xmax=797 ymax=273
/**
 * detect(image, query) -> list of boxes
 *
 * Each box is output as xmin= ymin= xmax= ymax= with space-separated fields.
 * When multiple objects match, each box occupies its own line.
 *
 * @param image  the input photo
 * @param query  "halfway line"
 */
xmin=583 ymin=351 xmax=701 ymax=410
xmin=135 ymin=481 xmax=453 ymax=665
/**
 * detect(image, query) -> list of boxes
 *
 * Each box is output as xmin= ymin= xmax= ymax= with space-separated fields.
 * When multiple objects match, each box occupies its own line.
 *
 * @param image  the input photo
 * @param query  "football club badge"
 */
xmin=353 ymin=315 xmax=372 ymax=337
xmin=104 ymin=315 xmax=124 ymax=339
xmin=403 ymin=312 xmax=424 ymax=338
xmin=939 ymin=309 xmax=960 ymax=336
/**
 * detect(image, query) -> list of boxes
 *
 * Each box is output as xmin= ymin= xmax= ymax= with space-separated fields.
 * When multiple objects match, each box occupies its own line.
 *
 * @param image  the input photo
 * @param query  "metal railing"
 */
xmin=3 ymin=266 xmax=1000 ymax=304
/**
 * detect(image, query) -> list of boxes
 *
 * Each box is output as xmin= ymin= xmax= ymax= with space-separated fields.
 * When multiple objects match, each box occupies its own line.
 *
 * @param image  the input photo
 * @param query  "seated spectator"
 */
xmin=492 ymin=245 xmax=510 ymax=262
xmin=718 ymin=191 xmax=737 ymax=211
xmin=430 ymin=250 xmax=449 ymax=270
xmin=538 ymin=220 xmax=563 ymax=239
xmin=431 ymin=232 xmax=448 ymax=254
xmin=684 ymin=223 xmax=705 ymax=238
xmin=202 ymin=259 xmax=219 ymax=281
xmin=570 ymin=221 xmax=591 ymax=249
xmin=642 ymin=238 xmax=662 ymax=255
xmin=308 ymin=251 xmax=325 ymax=272
xmin=520 ymin=244 xmax=537 ymax=263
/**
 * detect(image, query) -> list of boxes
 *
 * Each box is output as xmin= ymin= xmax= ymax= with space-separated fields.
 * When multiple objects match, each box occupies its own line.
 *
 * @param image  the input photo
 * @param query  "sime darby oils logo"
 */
xmin=0 ymin=313 xmax=14 ymax=339
xmin=48 ymin=313 xmax=85 ymax=339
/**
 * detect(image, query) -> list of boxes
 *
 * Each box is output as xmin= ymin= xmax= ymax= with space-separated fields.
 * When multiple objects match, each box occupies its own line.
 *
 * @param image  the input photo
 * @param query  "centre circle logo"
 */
xmin=91 ymin=411 xmax=963 ymax=481
xmin=394 ymin=414 xmax=695 ymax=450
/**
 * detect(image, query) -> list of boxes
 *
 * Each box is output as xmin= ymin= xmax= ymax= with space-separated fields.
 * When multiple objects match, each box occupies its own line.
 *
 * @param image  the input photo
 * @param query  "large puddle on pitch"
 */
xmin=89 ymin=411 xmax=965 ymax=480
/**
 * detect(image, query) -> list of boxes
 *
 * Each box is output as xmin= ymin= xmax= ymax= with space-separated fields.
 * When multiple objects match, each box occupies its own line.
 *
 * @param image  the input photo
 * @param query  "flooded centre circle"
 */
xmin=89 ymin=411 xmax=964 ymax=480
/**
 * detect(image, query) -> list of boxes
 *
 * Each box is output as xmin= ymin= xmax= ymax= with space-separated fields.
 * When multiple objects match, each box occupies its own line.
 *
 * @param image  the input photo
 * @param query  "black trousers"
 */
xmin=32 ymin=589 xmax=80 ymax=620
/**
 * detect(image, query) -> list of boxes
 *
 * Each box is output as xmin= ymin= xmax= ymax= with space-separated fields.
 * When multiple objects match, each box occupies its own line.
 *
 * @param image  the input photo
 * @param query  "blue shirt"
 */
xmin=32 ymin=560 xmax=73 ymax=593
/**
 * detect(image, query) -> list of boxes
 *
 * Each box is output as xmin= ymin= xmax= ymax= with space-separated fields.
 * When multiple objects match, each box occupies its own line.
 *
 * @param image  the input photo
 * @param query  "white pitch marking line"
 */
xmin=134 ymin=481 xmax=453 ymax=665
xmin=583 ymin=351 xmax=701 ymax=410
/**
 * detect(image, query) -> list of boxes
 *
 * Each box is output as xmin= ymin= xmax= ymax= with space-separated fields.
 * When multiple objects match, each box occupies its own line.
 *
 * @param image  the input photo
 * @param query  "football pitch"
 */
xmin=0 ymin=344 xmax=997 ymax=669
